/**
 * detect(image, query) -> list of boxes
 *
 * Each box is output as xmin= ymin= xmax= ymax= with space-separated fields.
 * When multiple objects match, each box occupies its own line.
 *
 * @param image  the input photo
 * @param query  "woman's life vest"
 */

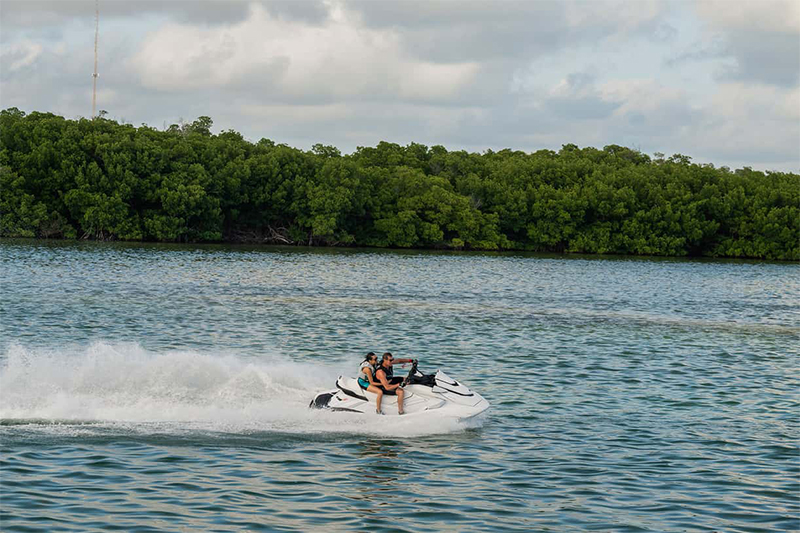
xmin=358 ymin=361 xmax=376 ymax=387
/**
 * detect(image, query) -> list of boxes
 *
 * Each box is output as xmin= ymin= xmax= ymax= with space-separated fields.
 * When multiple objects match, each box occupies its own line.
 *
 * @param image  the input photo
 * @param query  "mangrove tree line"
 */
xmin=1 ymin=109 xmax=797 ymax=260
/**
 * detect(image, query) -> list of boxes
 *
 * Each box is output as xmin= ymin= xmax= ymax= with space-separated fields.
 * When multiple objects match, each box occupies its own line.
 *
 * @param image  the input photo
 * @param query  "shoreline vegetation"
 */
xmin=1 ymin=109 xmax=797 ymax=260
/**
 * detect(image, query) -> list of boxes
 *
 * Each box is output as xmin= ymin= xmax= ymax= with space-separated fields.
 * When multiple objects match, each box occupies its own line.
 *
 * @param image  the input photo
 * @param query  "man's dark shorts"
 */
xmin=375 ymin=385 xmax=397 ymax=396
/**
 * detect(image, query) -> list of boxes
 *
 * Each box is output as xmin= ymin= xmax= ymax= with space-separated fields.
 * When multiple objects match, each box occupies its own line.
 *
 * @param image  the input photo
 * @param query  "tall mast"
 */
xmin=92 ymin=0 xmax=99 ymax=118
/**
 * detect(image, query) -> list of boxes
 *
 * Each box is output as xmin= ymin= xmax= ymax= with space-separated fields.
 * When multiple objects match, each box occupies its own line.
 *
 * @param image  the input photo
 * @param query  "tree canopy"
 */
xmin=1 ymin=109 xmax=797 ymax=260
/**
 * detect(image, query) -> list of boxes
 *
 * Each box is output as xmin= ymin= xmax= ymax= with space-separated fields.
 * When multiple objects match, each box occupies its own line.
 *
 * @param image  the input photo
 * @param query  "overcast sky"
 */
xmin=1 ymin=0 xmax=798 ymax=171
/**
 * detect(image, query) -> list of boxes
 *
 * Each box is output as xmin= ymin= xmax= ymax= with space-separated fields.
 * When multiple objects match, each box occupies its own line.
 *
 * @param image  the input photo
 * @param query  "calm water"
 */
xmin=1 ymin=239 xmax=798 ymax=532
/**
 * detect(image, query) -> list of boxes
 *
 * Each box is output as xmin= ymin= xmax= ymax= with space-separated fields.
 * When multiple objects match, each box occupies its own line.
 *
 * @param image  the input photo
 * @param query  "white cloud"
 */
xmin=241 ymin=102 xmax=352 ymax=123
xmin=780 ymin=86 xmax=800 ymax=120
xmin=130 ymin=3 xmax=478 ymax=103
xmin=698 ymin=82 xmax=800 ymax=157
xmin=601 ymin=78 xmax=689 ymax=115
xmin=708 ymin=82 xmax=795 ymax=120
xmin=695 ymin=0 xmax=800 ymax=33
xmin=396 ymin=62 xmax=480 ymax=100
xmin=1 ymin=41 xmax=44 ymax=72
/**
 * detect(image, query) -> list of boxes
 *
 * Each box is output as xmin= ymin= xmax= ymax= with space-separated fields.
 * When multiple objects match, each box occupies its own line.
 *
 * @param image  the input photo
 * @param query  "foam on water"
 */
xmin=0 ymin=342 xmax=480 ymax=437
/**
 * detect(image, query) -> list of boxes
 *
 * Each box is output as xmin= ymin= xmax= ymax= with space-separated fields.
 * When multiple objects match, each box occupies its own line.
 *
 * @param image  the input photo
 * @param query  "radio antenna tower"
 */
xmin=91 ymin=0 xmax=99 ymax=118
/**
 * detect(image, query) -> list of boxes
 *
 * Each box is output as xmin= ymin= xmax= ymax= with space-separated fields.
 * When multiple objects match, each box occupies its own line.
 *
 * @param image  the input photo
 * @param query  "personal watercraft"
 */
xmin=309 ymin=360 xmax=489 ymax=419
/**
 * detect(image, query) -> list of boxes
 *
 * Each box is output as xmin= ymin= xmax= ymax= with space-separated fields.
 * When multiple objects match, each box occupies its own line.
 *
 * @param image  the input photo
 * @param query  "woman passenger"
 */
xmin=357 ymin=352 xmax=384 ymax=414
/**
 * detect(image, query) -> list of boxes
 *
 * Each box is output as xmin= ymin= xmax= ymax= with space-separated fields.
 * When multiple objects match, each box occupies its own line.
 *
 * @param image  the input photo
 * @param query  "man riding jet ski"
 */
xmin=309 ymin=359 xmax=490 ymax=419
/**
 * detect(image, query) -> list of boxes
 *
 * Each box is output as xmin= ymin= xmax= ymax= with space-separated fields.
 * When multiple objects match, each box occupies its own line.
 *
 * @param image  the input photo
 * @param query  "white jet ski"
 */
xmin=309 ymin=360 xmax=489 ymax=419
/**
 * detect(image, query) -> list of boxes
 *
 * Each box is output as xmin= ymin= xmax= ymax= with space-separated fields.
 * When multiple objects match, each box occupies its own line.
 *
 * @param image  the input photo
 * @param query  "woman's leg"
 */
xmin=367 ymin=385 xmax=384 ymax=413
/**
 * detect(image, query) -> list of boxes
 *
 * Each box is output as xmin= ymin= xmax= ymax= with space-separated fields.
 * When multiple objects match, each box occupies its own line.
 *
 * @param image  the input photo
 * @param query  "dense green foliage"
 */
xmin=1 ymin=109 xmax=797 ymax=259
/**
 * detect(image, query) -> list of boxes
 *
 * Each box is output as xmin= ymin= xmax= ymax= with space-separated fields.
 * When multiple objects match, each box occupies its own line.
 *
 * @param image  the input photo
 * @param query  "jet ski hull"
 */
xmin=310 ymin=368 xmax=489 ymax=419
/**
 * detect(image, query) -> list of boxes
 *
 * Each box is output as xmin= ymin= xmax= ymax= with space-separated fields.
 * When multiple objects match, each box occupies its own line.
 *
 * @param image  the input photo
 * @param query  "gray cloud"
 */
xmin=547 ymin=95 xmax=621 ymax=121
xmin=664 ymin=37 xmax=726 ymax=67
xmin=1 ymin=1 xmax=245 ymax=27
xmin=689 ymin=0 xmax=800 ymax=87
xmin=0 ymin=1 xmax=330 ymax=30
xmin=666 ymin=31 xmax=799 ymax=87
xmin=347 ymin=1 xmax=567 ymax=62
xmin=344 ymin=0 xmax=666 ymax=63
xmin=539 ymin=72 xmax=623 ymax=121
xmin=718 ymin=30 xmax=800 ymax=87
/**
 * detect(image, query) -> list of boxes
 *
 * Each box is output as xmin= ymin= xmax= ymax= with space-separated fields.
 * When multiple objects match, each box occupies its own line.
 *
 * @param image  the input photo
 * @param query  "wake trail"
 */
xmin=0 ymin=342 xmax=480 ymax=437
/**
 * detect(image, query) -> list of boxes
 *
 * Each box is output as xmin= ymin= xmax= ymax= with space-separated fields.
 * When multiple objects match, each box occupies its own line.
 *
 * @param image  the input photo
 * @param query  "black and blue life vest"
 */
xmin=376 ymin=363 xmax=393 ymax=383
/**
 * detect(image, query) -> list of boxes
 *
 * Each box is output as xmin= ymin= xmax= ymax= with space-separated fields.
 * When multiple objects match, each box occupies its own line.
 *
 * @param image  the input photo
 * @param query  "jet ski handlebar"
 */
xmin=401 ymin=359 xmax=419 ymax=387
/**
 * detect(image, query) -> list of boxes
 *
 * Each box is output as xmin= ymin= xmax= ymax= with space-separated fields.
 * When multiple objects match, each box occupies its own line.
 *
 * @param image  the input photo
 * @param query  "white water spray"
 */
xmin=0 ymin=343 xmax=480 ymax=437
